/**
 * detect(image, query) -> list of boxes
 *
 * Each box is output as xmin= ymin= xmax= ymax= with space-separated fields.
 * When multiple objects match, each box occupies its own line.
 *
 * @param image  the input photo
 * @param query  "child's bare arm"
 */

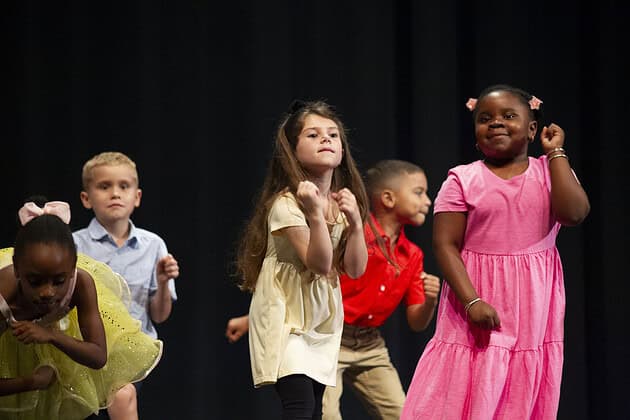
xmin=225 ymin=314 xmax=249 ymax=343
xmin=56 ymin=271 xmax=107 ymax=368
xmin=0 ymin=366 xmax=56 ymax=396
xmin=434 ymin=212 xmax=500 ymax=330
xmin=541 ymin=124 xmax=590 ymax=226
xmin=284 ymin=181 xmax=334 ymax=275
xmin=333 ymin=188 xmax=367 ymax=279
xmin=406 ymin=272 xmax=440 ymax=331
xmin=11 ymin=271 xmax=107 ymax=369
xmin=0 ymin=270 xmax=57 ymax=395
xmin=150 ymin=254 xmax=179 ymax=323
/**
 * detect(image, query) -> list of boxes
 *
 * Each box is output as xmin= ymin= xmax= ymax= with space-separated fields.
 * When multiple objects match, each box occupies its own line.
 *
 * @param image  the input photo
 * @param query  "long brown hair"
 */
xmin=236 ymin=100 xmax=368 ymax=292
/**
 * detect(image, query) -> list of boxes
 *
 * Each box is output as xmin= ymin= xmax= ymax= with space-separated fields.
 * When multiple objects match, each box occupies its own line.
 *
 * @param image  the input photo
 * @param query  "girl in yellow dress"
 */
xmin=0 ymin=200 xmax=162 ymax=420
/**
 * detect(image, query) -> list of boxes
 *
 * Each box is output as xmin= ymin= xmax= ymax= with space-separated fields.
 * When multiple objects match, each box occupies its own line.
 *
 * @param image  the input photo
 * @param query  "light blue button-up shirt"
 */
xmin=73 ymin=218 xmax=177 ymax=338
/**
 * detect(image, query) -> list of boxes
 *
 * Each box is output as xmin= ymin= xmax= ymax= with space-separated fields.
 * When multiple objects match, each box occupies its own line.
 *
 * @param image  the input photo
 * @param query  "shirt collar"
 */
xmin=365 ymin=214 xmax=410 ymax=250
xmin=87 ymin=218 xmax=139 ymax=248
xmin=365 ymin=214 xmax=385 ymax=244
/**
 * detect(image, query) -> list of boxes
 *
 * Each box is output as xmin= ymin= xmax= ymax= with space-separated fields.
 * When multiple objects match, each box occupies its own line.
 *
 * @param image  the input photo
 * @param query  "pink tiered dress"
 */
xmin=402 ymin=156 xmax=565 ymax=419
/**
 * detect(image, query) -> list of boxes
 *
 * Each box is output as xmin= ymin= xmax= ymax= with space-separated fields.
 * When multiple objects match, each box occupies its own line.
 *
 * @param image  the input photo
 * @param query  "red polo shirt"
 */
xmin=341 ymin=214 xmax=426 ymax=328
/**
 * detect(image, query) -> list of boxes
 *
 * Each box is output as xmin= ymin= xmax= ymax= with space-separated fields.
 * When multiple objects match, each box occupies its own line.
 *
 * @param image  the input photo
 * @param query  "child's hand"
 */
xmin=467 ymin=300 xmax=501 ymax=330
xmin=421 ymin=272 xmax=441 ymax=302
xmin=297 ymin=181 xmax=326 ymax=219
xmin=331 ymin=188 xmax=362 ymax=229
xmin=157 ymin=254 xmax=179 ymax=285
xmin=10 ymin=320 xmax=54 ymax=344
xmin=540 ymin=123 xmax=565 ymax=153
xmin=225 ymin=315 xmax=249 ymax=343
xmin=31 ymin=365 xmax=56 ymax=390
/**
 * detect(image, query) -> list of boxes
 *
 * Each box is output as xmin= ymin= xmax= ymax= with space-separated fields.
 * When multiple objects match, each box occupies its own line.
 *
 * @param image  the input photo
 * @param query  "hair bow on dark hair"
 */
xmin=287 ymin=99 xmax=307 ymax=114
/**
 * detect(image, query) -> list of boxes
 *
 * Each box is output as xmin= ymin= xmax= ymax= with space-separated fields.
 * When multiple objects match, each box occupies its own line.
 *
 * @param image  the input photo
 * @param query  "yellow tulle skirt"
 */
xmin=0 ymin=248 xmax=163 ymax=420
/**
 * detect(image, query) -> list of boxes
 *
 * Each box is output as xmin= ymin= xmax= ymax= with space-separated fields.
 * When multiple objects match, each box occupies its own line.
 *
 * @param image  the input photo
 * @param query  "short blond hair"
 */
xmin=82 ymin=151 xmax=139 ymax=190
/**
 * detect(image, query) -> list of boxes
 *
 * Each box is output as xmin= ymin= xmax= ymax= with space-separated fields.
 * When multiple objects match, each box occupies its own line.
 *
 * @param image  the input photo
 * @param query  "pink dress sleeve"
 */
xmin=434 ymin=169 xmax=468 ymax=214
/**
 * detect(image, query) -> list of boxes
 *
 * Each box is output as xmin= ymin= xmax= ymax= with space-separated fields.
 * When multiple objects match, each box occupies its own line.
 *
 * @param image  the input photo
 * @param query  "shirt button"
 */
xmin=380 ymin=285 xmax=386 ymax=292
xmin=367 ymin=314 xmax=373 ymax=320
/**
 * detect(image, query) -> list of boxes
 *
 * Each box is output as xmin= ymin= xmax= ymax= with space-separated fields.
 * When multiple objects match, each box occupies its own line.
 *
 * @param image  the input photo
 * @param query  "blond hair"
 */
xmin=81 ymin=151 xmax=139 ymax=190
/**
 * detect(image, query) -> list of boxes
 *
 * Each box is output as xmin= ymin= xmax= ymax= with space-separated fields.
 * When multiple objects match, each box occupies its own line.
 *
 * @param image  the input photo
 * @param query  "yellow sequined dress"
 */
xmin=0 ymin=248 xmax=163 ymax=420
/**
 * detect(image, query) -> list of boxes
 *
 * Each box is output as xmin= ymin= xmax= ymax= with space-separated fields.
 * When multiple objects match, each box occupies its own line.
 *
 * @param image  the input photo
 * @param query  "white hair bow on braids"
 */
xmin=18 ymin=201 xmax=71 ymax=226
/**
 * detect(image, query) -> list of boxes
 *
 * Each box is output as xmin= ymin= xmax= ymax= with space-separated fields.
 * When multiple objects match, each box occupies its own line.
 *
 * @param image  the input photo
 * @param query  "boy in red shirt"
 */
xmin=226 ymin=160 xmax=440 ymax=419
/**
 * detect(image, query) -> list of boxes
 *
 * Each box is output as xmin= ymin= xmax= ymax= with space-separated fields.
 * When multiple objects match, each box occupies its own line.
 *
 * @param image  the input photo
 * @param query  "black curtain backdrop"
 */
xmin=3 ymin=1 xmax=628 ymax=419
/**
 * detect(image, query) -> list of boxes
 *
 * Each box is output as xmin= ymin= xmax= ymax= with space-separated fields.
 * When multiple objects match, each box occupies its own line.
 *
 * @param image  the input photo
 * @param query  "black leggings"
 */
xmin=274 ymin=374 xmax=325 ymax=420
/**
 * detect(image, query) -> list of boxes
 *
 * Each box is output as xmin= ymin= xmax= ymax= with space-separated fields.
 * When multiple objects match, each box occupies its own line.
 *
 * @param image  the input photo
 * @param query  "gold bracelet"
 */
xmin=464 ymin=297 xmax=481 ymax=313
xmin=548 ymin=153 xmax=568 ymax=163
xmin=546 ymin=147 xmax=565 ymax=157
xmin=547 ymin=151 xmax=566 ymax=159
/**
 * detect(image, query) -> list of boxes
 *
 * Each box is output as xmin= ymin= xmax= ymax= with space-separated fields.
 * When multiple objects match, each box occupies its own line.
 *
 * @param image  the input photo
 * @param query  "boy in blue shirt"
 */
xmin=74 ymin=151 xmax=179 ymax=420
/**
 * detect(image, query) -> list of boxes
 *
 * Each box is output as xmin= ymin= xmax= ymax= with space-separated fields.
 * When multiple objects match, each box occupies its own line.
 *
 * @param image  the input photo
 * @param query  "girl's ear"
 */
xmin=528 ymin=120 xmax=538 ymax=141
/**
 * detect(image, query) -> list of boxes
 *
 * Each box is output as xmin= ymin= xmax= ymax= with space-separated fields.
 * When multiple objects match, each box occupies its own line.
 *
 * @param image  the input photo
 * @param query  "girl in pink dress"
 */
xmin=401 ymin=84 xmax=590 ymax=419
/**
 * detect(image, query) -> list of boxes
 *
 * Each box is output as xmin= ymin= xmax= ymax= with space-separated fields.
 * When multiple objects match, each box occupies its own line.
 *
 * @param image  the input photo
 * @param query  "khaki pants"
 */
xmin=322 ymin=324 xmax=405 ymax=420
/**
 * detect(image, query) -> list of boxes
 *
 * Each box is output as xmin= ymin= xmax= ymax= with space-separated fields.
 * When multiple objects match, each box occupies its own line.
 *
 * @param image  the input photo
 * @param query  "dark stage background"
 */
xmin=3 ymin=1 xmax=629 ymax=419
